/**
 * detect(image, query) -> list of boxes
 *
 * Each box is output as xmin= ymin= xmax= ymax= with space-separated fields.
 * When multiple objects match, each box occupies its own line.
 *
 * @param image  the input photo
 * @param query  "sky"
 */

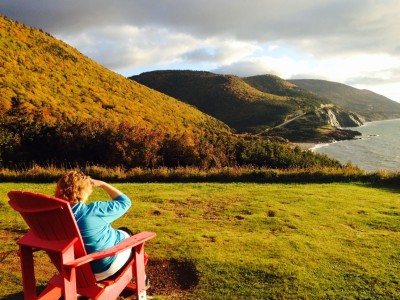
xmin=1 ymin=0 xmax=400 ymax=102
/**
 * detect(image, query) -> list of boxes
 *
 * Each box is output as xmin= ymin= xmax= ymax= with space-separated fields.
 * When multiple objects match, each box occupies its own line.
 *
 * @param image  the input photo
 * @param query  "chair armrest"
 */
xmin=64 ymin=231 xmax=156 ymax=269
xmin=18 ymin=231 xmax=79 ymax=253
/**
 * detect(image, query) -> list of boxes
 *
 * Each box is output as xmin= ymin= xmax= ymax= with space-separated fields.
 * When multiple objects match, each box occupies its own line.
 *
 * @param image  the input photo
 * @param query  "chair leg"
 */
xmin=61 ymin=246 xmax=77 ymax=300
xmin=36 ymin=284 xmax=62 ymax=300
xmin=19 ymin=245 xmax=37 ymax=300
xmin=126 ymin=282 xmax=137 ymax=291
xmin=134 ymin=244 xmax=147 ymax=300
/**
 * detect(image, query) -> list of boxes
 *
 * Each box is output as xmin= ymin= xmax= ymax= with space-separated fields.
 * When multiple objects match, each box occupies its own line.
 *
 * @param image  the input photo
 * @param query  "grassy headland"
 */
xmin=1 ymin=182 xmax=399 ymax=299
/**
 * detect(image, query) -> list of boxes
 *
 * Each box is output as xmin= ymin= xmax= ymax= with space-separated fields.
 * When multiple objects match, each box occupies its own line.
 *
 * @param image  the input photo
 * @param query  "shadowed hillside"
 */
xmin=131 ymin=70 xmax=303 ymax=133
xmin=289 ymin=79 xmax=400 ymax=121
xmin=132 ymin=71 xmax=363 ymax=141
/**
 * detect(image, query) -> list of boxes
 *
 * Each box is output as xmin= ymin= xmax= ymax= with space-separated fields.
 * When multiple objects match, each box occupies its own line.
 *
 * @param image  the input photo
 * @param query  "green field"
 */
xmin=1 ymin=182 xmax=399 ymax=299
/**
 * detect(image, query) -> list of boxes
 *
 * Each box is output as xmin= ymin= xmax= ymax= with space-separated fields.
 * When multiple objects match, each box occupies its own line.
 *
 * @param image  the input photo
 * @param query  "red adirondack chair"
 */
xmin=8 ymin=191 xmax=156 ymax=300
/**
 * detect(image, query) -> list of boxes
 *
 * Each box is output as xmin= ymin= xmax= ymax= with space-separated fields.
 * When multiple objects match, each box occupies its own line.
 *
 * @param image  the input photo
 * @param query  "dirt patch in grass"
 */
xmin=146 ymin=258 xmax=199 ymax=298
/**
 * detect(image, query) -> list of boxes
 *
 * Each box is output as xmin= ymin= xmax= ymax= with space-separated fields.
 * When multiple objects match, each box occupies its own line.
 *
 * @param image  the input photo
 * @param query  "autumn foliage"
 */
xmin=0 ymin=108 xmax=341 ymax=169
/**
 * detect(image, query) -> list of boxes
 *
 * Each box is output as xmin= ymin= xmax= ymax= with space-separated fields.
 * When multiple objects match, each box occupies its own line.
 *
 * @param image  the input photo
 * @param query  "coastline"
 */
xmin=292 ymin=118 xmax=400 ymax=171
xmin=292 ymin=127 xmax=363 ymax=151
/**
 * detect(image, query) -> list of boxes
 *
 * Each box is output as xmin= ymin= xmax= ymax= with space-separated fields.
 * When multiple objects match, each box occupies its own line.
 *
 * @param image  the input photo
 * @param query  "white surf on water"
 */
xmin=312 ymin=118 xmax=400 ymax=172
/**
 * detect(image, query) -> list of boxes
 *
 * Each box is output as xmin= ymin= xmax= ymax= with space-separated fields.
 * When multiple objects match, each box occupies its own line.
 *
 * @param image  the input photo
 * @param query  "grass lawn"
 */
xmin=0 ymin=182 xmax=399 ymax=299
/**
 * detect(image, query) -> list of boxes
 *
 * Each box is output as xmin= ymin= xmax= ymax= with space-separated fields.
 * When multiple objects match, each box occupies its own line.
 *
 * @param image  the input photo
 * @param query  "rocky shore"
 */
xmin=293 ymin=127 xmax=362 ymax=151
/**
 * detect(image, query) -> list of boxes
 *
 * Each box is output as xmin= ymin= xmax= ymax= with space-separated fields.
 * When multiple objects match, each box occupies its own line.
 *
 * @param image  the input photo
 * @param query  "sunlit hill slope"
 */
xmin=0 ymin=16 xmax=231 ymax=137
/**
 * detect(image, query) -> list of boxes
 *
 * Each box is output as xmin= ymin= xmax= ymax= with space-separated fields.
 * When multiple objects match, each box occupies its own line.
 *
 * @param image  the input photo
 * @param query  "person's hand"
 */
xmin=90 ymin=178 xmax=105 ymax=188
xmin=90 ymin=179 xmax=123 ymax=199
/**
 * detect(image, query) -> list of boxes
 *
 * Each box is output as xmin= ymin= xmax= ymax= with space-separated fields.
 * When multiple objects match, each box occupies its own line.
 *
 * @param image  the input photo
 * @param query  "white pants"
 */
xmin=94 ymin=230 xmax=132 ymax=281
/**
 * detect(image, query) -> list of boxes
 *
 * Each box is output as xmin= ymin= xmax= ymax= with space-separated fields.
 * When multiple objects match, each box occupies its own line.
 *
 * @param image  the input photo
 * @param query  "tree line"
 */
xmin=0 ymin=110 xmax=341 ymax=170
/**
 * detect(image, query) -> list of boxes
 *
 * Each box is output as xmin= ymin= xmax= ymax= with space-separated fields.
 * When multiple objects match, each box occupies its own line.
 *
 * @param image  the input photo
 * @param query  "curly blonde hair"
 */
xmin=55 ymin=171 xmax=92 ymax=204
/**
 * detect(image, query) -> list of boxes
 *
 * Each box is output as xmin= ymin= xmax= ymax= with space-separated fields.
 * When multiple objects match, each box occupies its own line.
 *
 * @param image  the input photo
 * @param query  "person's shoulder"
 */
xmin=71 ymin=201 xmax=86 ymax=216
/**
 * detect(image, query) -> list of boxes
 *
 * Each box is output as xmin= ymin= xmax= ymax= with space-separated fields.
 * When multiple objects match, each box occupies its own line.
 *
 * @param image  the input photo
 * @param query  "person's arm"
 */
xmin=90 ymin=179 xmax=123 ymax=200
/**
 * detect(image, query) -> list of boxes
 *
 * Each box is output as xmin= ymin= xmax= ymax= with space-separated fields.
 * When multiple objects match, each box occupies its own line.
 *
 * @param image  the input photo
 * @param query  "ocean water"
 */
xmin=312 ymin=118 xmax=400 ymax=172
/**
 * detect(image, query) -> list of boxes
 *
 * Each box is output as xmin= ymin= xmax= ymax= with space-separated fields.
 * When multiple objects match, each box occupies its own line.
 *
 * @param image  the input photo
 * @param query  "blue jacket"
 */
xmin=72 ymin=194 xmax=131 ymax=273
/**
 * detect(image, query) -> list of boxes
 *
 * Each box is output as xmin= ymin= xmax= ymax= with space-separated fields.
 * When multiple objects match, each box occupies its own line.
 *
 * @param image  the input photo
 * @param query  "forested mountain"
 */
xmin=132 ymin=70 xmax=295 ymax=133
xmin=0 ymin=16 xmax=230 ymax=136
xmin=132 ymin=71 xmax=363 ymax=141
xmin=0 ymin=15 xmax=341 ymax=169
xmin=131 ymin=71 xmax=335 ymax=133
xmin=289 ymin=79 xmax=400 ymax=121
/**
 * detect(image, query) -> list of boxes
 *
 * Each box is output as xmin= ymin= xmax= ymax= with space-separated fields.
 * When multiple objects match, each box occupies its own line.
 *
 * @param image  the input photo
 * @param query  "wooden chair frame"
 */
xmin=8 ymin=191 xmax=156 ymax=300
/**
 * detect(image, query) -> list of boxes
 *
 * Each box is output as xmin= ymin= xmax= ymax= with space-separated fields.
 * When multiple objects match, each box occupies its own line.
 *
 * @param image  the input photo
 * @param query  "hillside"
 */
xmin=132 ymin=71 xmax=363 ymax=142
xmin=0 ymin=16 xmax=230 ymax=136
xmin=243 ymin=74 xmax=330 ymax=107
xmin=131 ymin=71 xmax=326 ymax=133
xmin=0 ymin=16 xmax=344 ymax=170
xmin=267 ymin=107 xmax=362 ymax=143
xmin=242 ymin=75 xmax=364 ymax=142
xmin=289 ymin=79 xmax=400 ymax=121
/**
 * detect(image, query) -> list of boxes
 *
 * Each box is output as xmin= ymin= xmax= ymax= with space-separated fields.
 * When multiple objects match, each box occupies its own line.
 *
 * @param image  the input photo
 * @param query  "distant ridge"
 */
xmin=242 ymin=74 xmax=330 ymax=105
xmin=289 ymin=79 xmax=400 ymax=121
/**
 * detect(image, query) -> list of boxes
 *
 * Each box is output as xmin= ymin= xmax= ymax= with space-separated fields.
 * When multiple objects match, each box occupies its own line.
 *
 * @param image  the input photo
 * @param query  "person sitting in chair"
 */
xmin=55 ymin=170 xmax=134 ymax=281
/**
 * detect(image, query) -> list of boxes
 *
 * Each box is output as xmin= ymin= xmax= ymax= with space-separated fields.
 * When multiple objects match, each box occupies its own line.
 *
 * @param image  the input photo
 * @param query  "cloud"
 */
xmin=213 ymin=56 xmax=311 ymax=78
xmin=61 ymin=26 xmax=260 ymax=73
xmin=60 ymin=26 xmax=200 ymax=71
xmin=4 ymin=0 xmax=400 ymax=56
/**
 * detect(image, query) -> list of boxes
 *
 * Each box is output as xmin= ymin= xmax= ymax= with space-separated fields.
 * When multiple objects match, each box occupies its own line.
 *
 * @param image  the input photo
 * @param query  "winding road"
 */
xmin=255 ymin=104 xmax=333 ymax=136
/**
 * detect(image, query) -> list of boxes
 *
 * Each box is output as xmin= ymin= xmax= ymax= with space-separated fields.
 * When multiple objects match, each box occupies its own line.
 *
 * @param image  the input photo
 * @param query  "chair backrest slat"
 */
xmin=8 ymin=191 xmax=97 ymax=287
